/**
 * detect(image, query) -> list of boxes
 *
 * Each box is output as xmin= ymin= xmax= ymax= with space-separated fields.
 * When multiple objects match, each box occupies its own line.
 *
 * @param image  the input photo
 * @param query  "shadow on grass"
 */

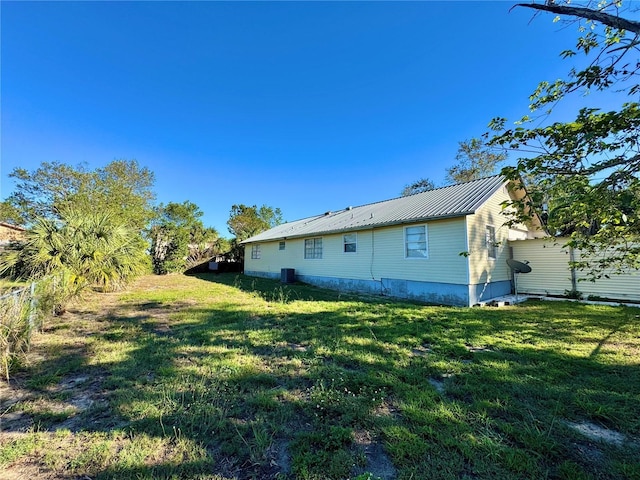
xmin=3 ymin=273 xmax=639 ymax=480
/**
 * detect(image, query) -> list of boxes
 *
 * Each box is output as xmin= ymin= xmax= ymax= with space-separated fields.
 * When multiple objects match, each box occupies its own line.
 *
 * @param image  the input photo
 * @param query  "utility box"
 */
xmin=208 ymin=262 xmax=219 ymax=271
xmin=281 ymin=268 xmax=295 ymax=284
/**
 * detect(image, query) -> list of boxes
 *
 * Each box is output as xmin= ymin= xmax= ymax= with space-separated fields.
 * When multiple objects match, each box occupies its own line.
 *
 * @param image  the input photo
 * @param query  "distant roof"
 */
xmin=242 ymin=176 xmax=507 ymax=244
xmin=0 ymin=222 xmax=26 ymax=232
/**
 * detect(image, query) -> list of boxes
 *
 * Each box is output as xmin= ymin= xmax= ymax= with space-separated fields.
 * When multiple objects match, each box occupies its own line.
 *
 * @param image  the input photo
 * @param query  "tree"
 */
xmin=0 ymin=159 xmax=156 ymax=230
xmin=0 ymin=207 xmax=147 ymax=313
xmin=490 ymin=1 xmax=640 ymax=278
xmin=227 ymin=204 xmax=283 ymax=262
xmin=401 ymin=178 xmax=437 ymax=196
xmin=150 ymin=201 xmax=220 ymax=274
xmin=445 ymin=138 xmax=507 ymax=185
xmin=227 ymin=204 xmax=283 ymax=241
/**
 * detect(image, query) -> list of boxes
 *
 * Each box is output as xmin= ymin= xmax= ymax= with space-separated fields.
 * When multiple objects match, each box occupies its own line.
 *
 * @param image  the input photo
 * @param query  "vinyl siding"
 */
xmin=466 ymin=185 xmax=513 ymax=285
xmin=511 ymin=238 xmax=640 ymax=301
xmin=510 ymin=238 xmax=573 ymax=295
xmin=575 ymin=268 xmax=640 ymax=302
xmin=244 ymin=218 xmax=468 ymax=285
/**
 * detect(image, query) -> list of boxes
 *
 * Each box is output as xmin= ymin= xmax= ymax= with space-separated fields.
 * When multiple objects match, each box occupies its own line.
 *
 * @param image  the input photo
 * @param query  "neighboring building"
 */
xmin=0 ymin=222 xmax=26 ymax=247
xmin=241 ymin=176 xmax=544 ymax=306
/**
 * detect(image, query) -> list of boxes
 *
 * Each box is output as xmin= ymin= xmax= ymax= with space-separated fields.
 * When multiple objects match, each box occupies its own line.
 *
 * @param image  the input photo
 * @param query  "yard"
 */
xmin=0 ymin=273 xmax=638 ymax=480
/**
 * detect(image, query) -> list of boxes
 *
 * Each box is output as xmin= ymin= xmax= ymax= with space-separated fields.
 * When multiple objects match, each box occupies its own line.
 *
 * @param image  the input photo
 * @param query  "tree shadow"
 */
xmin=2 ymin=274 xmax=639 ymax=479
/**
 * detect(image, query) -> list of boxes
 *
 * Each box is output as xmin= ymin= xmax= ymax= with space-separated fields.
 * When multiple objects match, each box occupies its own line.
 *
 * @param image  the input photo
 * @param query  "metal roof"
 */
xmin=241 ymin=175 xmax=507 ymax=244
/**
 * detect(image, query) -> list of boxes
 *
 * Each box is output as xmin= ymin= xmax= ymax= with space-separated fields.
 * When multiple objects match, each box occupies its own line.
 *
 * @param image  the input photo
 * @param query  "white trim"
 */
xmin=404 ymin=224 xmax=429 ymax=259
xmin=343 ymin=232 xmax=357 ymax=254
xmin=304 ymin=237 xmax=323 ymax=259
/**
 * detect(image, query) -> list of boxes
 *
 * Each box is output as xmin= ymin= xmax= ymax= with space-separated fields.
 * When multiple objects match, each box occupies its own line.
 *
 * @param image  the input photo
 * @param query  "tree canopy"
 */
xmin=150 ymin=201 xmax=221 ymax=274
xmin=0 ymin=159 xmax=156 ymax=230
xmin=401 ymin=178 xmax=437 ymax=196
xmin=227 ymin=204 xmax=283 ymax=242
xmin=490 ymin=0 xmax=640 ymax=278
xmin=445 ymin=138 xmax=507 ymax=185
xmin=227 ymin=204 xmax=283 ymax=262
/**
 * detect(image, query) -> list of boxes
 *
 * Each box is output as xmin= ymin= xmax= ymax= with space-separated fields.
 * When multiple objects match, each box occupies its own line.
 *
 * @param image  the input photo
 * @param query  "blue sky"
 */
xmin=0 ymin=1 xmax=623 ymax=235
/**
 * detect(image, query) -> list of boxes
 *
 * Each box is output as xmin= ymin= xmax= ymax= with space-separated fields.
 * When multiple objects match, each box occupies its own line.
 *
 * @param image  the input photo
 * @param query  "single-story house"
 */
xmin=0 ymin=222 xmax=26 ymax=247
xmin=241 ymin=176 xmax=545 ymax=306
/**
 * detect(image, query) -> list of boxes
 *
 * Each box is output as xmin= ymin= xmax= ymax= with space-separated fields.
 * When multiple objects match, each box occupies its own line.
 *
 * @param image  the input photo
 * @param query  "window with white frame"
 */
xmin=486 ymin=225 xmax=497 ymax=259
xmin=251 ymin=244 xmax=261 ymax=259
xmin=343 ymin=233 xmax=357 ymax=253
xmin=304 ymin=237 xmax=323 ymax=259
xmin=279 ymin=241 xmax=286 ymax=251
xmin=405 ymin=225 xmax=428 ymax=258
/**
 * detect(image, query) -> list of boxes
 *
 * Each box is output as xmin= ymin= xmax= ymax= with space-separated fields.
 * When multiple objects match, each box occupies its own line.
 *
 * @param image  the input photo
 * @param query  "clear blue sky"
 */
xmin=0 ymin=1 xmax=619 ymax=235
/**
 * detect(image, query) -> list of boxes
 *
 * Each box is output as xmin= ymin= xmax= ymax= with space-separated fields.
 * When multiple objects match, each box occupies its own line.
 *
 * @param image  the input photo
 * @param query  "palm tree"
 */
xmin=0 ymin=207 xmax=147 ymax=313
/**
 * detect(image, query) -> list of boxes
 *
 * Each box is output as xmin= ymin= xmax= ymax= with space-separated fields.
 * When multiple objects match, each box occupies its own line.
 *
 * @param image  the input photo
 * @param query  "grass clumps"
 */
xmin=1 ymin=273 xmax=639 ymax=479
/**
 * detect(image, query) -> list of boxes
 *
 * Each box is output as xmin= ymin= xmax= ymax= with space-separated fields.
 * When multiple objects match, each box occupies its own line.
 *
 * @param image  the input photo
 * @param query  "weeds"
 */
xmin=2 ymin=273 xmax=639 ymax=480
xmin=0 ymin=286 xmax=36 ymax=381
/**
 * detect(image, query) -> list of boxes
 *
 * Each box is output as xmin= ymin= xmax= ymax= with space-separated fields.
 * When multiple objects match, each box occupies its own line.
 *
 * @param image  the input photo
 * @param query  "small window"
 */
xmin=279 ymin=241 xmax=286 ymax=251
xmin=304 ymin=237 xmax=323 ymax=259
xmin=405 ymin=225 xmax=428 ymax=259
xmin=486 ymin=226 xmax=497 ymax=259
xmin=251 ymin=244 xmax=261 ymax=259
xmin=343 ymin=233 xmax=357 ymax=253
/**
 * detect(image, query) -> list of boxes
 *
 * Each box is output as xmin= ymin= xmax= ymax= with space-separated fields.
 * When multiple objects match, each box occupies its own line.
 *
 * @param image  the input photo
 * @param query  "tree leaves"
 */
xmin=492 ymin=1 xmax=640 ymax=278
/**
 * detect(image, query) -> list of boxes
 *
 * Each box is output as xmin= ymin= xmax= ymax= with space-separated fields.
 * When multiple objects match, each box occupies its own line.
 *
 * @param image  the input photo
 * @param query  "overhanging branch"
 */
xmin=515 ymin=3 xmax=640 ymax=34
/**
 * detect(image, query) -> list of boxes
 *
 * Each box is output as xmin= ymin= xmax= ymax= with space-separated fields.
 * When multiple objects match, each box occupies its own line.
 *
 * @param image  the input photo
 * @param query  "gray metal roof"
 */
xmin=241 ymin=175 xmax=507 ymax=244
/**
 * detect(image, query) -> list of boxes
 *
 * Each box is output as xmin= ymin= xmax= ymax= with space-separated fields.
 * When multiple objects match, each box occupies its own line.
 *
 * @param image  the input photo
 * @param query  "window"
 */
xmin=279 ymin=241 xmax=286 ymax=251
xmin=486 ymin=226 xmax=497 ymax=259
xmin=304 ymin=237 xmax=323 ymax=259
xmin=251 ymin=244 xmax=261 ymax=259
xmin=343 ymin=233 xmax=357 ymax=253
xmin=405 ymin=225 xmax=428 ymax=258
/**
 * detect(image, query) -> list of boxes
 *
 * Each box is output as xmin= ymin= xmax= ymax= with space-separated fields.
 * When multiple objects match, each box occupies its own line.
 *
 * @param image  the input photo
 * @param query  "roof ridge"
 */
xmin=312 ymin=174 xmax=505 ymax=214
xmin=241 ymin=175 xmax=508 ymax=244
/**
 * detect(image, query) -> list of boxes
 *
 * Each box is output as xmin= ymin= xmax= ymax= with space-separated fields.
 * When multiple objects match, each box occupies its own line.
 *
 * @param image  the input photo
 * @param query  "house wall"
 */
xmin=244 ymin=218 xmax=472 ymax=305
xmin=465 ymin=185 xmax=518 ymax=303
xmin=510 ymin=238 xmax=640 ymax=302
xmin=0 ymin=224 xmax=26 ymax=243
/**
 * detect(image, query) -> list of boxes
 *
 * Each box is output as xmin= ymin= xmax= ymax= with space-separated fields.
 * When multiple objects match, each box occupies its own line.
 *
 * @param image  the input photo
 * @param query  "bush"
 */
xmin=0 ymin=286 xmax=37 ymax=381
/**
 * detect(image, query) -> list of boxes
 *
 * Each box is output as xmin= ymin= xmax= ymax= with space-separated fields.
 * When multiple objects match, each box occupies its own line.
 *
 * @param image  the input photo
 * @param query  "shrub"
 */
xmin=0 ymin=286 xmax=36 ymax=381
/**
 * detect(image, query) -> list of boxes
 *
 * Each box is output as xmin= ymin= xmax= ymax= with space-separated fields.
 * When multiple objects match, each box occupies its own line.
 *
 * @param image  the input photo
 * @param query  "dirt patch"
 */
xmin=271 ymin=439 xmax=291 ymax=474
xmin=567 ymin=421 xmax=626 ymax=446
xmin=353 ymin=429 xmax=397 ymax=480
xmin=465 ymin=344 xmax=493 ymax=353
xmin=428 ymin=377 xmax=446 ymax=394
xmin=411 ymin=344 xmax=433 ymax=356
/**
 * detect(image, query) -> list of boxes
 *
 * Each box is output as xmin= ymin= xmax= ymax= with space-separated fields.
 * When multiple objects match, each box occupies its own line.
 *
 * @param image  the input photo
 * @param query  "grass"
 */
xmin=1 ymin=273 xmax=639 ymax=479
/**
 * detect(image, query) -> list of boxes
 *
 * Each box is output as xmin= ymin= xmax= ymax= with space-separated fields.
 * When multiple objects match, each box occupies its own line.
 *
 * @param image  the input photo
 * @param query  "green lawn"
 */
xmin=1 ymin=273 xmax=638 ymax=480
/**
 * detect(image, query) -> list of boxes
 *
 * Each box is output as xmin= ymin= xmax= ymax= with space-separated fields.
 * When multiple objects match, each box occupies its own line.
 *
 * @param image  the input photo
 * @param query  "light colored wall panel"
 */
xmin=466 ymin=185 xmax=514 ymax=285
xmin=510 ymin=238 xmax=575 ymax=295
xmin=244 ymin=218 xmax=468 ymax=285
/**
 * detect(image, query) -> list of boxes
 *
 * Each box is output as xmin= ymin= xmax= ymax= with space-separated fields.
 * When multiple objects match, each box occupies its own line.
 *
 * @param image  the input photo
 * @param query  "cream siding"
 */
xmin=511 ymin=238 xmax=640 ymax=301
xmin=510 ymin=238 xmax=573 ymax=295
xmin=465 ymin=185 xmax=514 ymax=285
xmin=575 ymin=268 xmax=640 ymax=302
xmin=244 ymin=218 xmax=468 ymax=285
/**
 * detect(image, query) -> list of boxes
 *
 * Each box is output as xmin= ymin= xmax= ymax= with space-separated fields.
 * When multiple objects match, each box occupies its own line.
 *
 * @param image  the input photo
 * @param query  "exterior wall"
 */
xmin=244 ymin=218 xmax=473 ymax=305
xmin=510 ymin=238 xmax=640 ymax=302
xmin=0 ymin=223 xmax=26 ymax=250
xmin=0 ymin=224 xmax=26 ymax=243
xmin=465 ymin=185 xmax=521 ymax=301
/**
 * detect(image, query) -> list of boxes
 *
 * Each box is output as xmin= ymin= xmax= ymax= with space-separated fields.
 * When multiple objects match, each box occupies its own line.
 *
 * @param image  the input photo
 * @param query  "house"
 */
xmin=0 ymin=222 xmax=26 ymax=247
xmin=241 ymin=176 xmax=544 ymax=306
